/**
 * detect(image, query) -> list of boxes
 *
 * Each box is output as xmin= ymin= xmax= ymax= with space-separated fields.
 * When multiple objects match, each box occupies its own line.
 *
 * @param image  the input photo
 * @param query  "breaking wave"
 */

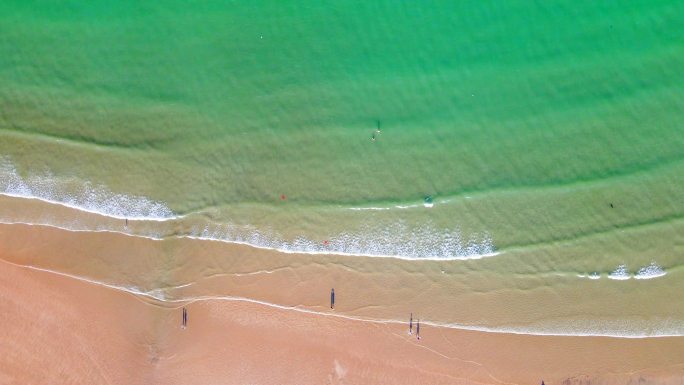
xmin=635 ymin=262 xmax=667 ymax=280
xmin=608 ymin=264 xmax=631 ymax=280
xmin=188 ymin=222 xmax=498 ymax=260
xmin=579 ymin=262 xmax=667 ymax=280
xmin=0 ymin=157 xmax=497 ymax=260
xmin=0 ymin=157 xmax=176 ymax=220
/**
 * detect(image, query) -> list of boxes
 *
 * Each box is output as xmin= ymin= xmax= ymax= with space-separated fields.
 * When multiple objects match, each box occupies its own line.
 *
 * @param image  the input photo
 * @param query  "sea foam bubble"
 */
xmin=608 ymin=264 xmax=631 ymax=280
xmin=635 ymin=262 xmax=667 ymax=280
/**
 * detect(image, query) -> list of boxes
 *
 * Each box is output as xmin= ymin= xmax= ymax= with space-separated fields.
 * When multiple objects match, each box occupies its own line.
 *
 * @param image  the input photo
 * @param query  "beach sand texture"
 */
xmin=1 ymin=213 xmax=683 ymax=384
xmin=1 ymin=239 xmax=684 ymax=385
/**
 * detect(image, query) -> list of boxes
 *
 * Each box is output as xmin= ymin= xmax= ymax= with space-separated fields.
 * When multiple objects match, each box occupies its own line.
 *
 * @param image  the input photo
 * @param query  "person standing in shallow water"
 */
xmin=371 ymin=120 xmax=382 ymax=142
xmin=330 ymin=288 xmax=335 ymax=309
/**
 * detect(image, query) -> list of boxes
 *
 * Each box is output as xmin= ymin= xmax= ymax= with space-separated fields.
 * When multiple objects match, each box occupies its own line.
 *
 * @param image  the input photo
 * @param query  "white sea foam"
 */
xmin=349 ymin=204 xmax=421 ymax=211
xmin=635 ymin=262 xmax=667 ymax=280
xmin=188 ymin=222 xmax=498 ymax=260
xmin=0 ymin=157 xmax=496 ymax=260
xmin=577 ymin=272 xmax=601 ymax=280
xmin=608 ymin=264 xmax=631 ymax=280
xmin=0 ymin=157 xmax=176 ymax=221
xmin=349 ymin=202 xmax=430 ymax=211
xmin=579 ymin=263 xmax=667 ymax=281
xmin=396 ymin=204 xmax=420 ymax=209
xmin=1 ymin=214 xmax=498 ymax=261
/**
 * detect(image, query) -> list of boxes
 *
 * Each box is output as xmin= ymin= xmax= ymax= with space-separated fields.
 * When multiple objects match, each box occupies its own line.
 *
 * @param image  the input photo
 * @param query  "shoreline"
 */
xmin=0 ymin=193 xmax=498 ymax=261
xmin=2 ymin=256 xmax=682 ymax=339
xmin=1 ymin=218 xmax=683 ymax=339
xmin=1 ymin=255 xmax=683 ymax=384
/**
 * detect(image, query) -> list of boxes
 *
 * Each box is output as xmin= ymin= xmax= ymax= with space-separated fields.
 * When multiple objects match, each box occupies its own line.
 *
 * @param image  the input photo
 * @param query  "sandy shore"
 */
xmin=1 ymin=223 xmax=683 ymax=384
xmin=1 ymin=257 xmax=683 ymax=384
xmin=1 ymin=215 xmax=683 ymax=338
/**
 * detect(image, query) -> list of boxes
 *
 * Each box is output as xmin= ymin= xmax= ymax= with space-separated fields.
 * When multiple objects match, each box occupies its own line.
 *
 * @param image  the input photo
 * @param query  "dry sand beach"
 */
xmin=1 ymin=198 xmax=683 ymax=384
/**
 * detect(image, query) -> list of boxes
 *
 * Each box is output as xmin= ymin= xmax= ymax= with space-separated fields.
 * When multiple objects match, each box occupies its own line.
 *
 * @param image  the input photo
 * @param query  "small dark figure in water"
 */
xmin=371 ymin=120 xmax=382 ymax=142
xmin=330 ymin=288 xmax=335 ymax=309
xmin=182 ymin=307 xmax=187 ymax=329
xmin=409 ymin=313 xmax=413 ymax=334
xmin=609 ymin=203 xmax=614 ymax=208
xmin=125 ymin=218 xmax=128 ymax=227
xmin=416 ymin=319 xmax=421 ymax=340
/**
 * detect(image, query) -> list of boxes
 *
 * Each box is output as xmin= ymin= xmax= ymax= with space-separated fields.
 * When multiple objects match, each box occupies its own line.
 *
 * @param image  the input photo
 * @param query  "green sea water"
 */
xmin=1 ymin=1 xmax=683 ymax=263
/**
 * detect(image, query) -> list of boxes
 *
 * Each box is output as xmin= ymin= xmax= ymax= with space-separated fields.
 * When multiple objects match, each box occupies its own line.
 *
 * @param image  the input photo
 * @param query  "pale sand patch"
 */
xmin=0 ymin=256 xmax=158 ymax=384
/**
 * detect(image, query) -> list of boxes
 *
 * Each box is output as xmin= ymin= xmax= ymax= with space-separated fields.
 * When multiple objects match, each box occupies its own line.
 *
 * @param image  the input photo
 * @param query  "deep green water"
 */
xmin=1 ymin=1 xmax=683 ymax=263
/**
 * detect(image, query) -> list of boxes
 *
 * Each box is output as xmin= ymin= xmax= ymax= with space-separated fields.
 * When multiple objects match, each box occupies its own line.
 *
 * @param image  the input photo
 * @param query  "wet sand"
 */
xmin=1 ymin=214 xmax=683 ymax=338
xmin=0 ymin=254 xmax=156 ymax=384
xmin=1 ymin=218 xmax=684 ymax=384
xmin=1 ymin=256 xmax=683 ymax=384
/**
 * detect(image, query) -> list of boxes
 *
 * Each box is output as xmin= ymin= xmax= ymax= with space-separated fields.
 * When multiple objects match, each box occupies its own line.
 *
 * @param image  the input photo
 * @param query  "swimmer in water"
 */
xmin=371 ymin=120 xmax=381 ymax=141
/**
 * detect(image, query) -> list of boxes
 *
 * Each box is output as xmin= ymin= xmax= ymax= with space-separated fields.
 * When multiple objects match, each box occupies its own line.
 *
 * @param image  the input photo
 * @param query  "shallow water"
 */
xmin=1 ymin=0 xmax=683 ymax=336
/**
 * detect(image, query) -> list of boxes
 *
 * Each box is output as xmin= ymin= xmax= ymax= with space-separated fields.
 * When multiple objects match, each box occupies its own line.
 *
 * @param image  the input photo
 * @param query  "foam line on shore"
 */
xmin=578 ymin=263 xmax=668 ymax=280
xmin=179 ymin=295 xmax=684 ymax=339
xmin=1 ymin=222 xmax=676 ymax=279
xmin=0 ymin=219 xmax=499 ymax=261
xmin=0 ymin=220 xmax=166 ymax=241
xmin=3 ymin=258 xmax=682 ymax=339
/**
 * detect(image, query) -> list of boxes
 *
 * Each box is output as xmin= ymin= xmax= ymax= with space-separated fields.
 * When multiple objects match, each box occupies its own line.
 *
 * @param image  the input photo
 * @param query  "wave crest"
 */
xmin=189 ymin=222 xmax=497 ymax=260
xmin=579 ymin=262 xmax=668 ymax=281
xmin=635 ymin=262 xmax=667 ymax=280
xmin=0 ymin=157 xmax=175 ymax=220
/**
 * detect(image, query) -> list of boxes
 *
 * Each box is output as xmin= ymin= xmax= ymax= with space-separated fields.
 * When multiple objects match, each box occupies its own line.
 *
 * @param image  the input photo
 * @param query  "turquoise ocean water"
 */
xmin=0 ymin=1 xmax=683 ymax=335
